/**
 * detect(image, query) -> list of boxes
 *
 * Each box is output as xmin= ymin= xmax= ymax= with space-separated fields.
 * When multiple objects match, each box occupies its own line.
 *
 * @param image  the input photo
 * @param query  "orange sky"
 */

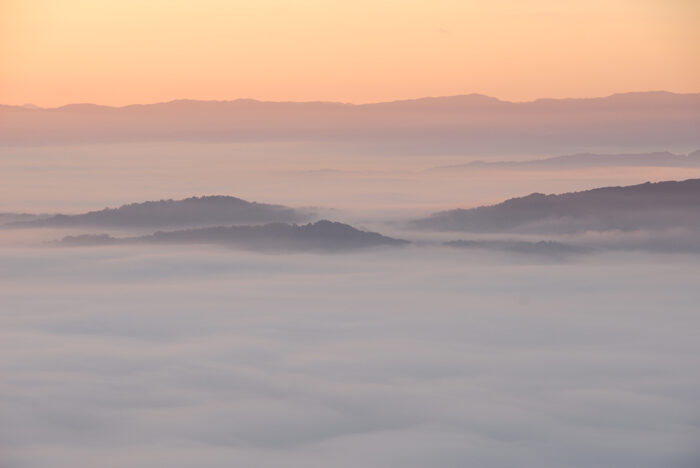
xmin=1 ymin=0 xmax=698 ymax=107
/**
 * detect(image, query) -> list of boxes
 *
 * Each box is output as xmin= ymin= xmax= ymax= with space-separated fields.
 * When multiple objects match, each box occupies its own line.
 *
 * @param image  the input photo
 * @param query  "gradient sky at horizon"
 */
xmin=1 ymin=0 xmax=698 ymax=107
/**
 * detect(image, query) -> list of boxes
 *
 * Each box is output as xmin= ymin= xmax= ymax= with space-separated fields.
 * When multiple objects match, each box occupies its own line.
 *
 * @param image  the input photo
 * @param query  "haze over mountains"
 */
xmin=3 ymin=91 xmax=699 ymax=154
xmin=413 ymin=178 xmax=700 ymax=234
xmin=6 ymin=196 xmax=311 ymax=229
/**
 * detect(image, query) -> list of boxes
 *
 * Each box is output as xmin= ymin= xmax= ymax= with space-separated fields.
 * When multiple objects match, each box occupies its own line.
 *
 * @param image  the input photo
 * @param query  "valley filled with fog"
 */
xmin=2 ymin=243 xmax=699 ymax=468
xmin=2 ymin=139 xmax=700 ymax=467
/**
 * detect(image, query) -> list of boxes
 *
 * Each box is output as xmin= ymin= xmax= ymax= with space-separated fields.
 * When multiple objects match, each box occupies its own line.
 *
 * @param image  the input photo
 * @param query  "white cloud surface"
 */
xmin=1 ymin=245 xmax=699 ymax=467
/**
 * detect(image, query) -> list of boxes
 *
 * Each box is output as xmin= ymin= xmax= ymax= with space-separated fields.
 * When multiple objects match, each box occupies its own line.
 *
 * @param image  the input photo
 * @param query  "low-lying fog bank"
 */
xmin=1 ymin=245 xmax=698 ymax=468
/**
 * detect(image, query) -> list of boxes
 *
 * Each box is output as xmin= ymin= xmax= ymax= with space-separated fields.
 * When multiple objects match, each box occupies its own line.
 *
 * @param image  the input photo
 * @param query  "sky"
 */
xmin=1 ymin=0 xmax=698 ymax=107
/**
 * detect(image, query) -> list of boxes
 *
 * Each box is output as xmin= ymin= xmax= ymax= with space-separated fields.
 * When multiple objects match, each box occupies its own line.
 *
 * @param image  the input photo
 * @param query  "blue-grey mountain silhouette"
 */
xmin=414 ymin=179 xmax=700 ymax=233
xmin=59 ymin=220 xmax=408 ymax=252
xmin=9 ymin=196 xmax=311 ymax=229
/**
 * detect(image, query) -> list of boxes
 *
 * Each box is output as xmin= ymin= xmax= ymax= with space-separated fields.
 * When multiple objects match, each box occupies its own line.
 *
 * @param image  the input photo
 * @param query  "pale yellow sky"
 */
xmin=1 ymin=0 xmax=698 ymax=107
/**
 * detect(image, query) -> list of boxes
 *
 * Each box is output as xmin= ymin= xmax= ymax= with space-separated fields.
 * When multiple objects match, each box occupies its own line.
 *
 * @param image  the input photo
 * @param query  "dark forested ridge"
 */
xmin=59 ymin=220 xmax=409 ymax=252
xmin=8 ymin=196 xmax=311 ymax=229
xmin=414 ymin=179 xmax=700 ymax=233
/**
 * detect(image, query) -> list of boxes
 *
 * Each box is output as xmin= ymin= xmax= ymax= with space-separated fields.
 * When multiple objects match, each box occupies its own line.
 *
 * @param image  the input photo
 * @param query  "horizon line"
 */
xmin=5 ymin=89 xmax=699 ymax=111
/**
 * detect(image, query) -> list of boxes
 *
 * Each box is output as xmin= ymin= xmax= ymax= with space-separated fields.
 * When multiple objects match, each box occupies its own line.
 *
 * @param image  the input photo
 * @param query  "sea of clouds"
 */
xmin=1 ymin=244 xmax=698 ymax=468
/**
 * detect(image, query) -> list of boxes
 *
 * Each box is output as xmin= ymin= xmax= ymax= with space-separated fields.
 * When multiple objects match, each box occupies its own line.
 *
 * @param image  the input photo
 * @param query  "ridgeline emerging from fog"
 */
xmin=6 ymin=196 xmax=312 ymax=229
xmin=6 ymin=178 xmax=700 ymax=254
xmin=414 ymin=179 xmax=700 ymax=234
xmin=60 ymin=220 xmax=409 ymax=252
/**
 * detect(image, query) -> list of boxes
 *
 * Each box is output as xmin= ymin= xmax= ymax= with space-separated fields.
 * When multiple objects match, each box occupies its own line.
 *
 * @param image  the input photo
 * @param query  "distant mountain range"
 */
xmin=59 ymin=220 xmax=408 ymax=252
xmin=2 ymin=91 xmax=698 ymax=154
xmin=6 ymin=196 xmax=311 ymax=229
xmin=413 ymin=179 xmax=700 ymax=234
xmin=432 ymin=150 xmax=700 ymax=170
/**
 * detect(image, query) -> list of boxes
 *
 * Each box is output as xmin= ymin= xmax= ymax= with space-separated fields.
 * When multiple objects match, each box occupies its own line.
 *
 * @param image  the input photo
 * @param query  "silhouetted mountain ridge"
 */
xmin=59 ymin=220 xmax=409 ymax=252
xmin=8 ymin=196 xmax=310 ymax=229
xmin=3 ymin=91 xmax=698 ymax=153
xmin=414 ymin=179 xmax=700 ymax=233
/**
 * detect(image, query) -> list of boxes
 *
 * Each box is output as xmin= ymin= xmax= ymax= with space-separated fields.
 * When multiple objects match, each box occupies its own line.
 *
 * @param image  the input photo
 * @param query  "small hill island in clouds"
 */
xmin=6 ymin=195 xmax=312 ymax=229
xmin=59 ymin=220 xmax=408 ymax=252
xmin=413 ymin=179 xmax=700 ymax=234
